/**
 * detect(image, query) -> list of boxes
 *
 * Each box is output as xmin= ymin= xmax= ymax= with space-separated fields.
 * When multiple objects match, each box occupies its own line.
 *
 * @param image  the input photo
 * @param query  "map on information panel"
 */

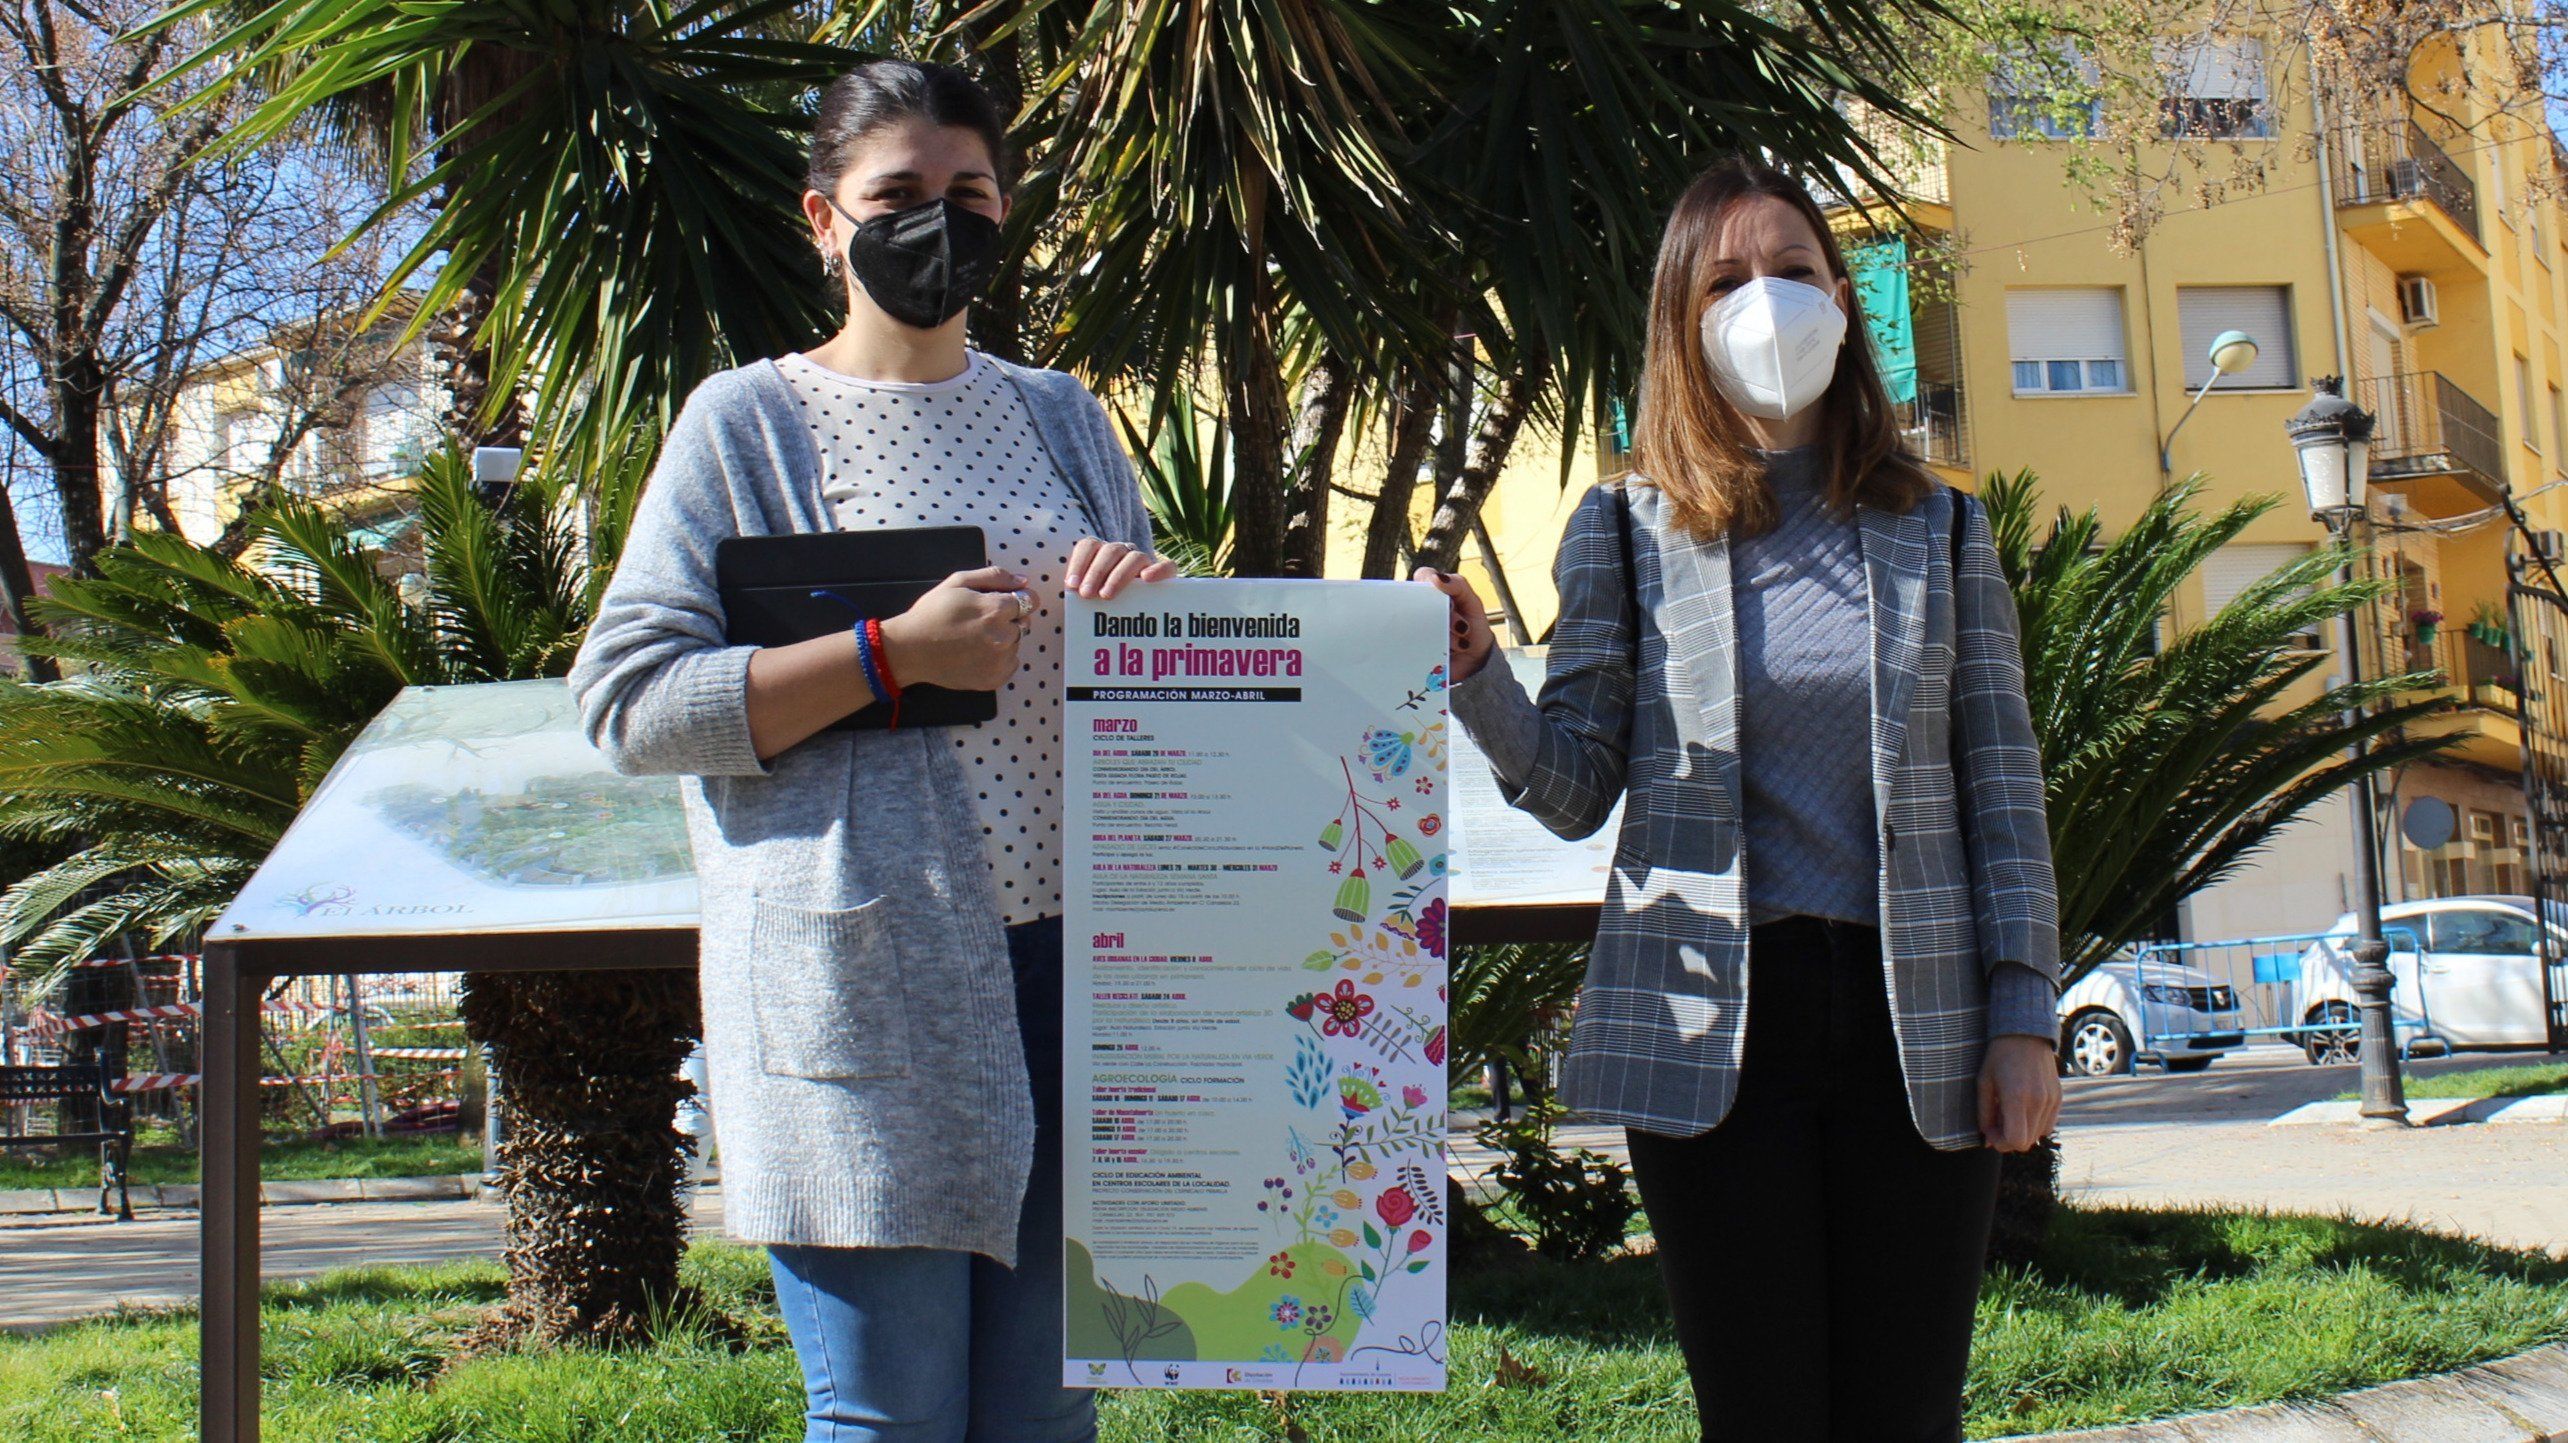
xmin=211 ymin=679 xmax=697 ymax=940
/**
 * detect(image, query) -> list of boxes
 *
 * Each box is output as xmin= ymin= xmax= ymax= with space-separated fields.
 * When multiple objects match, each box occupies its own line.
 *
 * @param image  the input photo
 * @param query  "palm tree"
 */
xmin=971 ymin=0 xmax=1952 ymax=579
xmin=1977 ymin=469 xmax=2458 ymax=1263
xmin=0 ymin=446 xmax=708 ymax=1345
xmin=137 ymin=0 xmax=853 ymax=478
xmin=1393 ymin=0 xmax=1944 ymax=576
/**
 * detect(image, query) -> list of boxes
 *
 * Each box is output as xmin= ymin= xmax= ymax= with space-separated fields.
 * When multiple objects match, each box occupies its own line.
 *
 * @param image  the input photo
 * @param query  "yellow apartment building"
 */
xmin=1399 ymin=18 xmax=2568 ymax=949
xmin=132 ymin=302 xmax=439 ymax=563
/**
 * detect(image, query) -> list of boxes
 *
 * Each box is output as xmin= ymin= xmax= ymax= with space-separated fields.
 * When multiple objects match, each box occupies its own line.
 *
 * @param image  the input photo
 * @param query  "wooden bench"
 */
xmin=0 ymin=1064 xmax=134 ymax=1219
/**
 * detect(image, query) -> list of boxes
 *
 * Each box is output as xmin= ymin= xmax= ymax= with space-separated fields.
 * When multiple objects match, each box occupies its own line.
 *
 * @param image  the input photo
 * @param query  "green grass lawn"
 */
xmin=2333 ymin=1058 xmax=2568 ymax=1103
xmin=6 ymin=1204 xmax=2566 ymax=1441
xmin=0 ymin=1132 xmax=482 ymax=1191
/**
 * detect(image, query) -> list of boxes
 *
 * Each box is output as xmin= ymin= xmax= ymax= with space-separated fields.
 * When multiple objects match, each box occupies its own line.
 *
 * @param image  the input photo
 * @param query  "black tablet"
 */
xmin=715 ymin=525 xmax=1000 ymax=730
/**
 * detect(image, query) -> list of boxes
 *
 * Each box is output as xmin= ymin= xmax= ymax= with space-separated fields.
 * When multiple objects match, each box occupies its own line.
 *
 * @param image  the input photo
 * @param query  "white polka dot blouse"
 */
xmin=778 ymin=349 xmax=1086 ymax=927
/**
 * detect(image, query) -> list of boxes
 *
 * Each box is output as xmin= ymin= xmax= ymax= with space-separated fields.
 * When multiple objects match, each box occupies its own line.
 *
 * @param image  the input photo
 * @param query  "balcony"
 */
xmin=2332 ymin=119 xmax=2486 ymax=272
xmin=1895 ymin=382 xmax=1969 ymax=472
xmin=2394 ymin=622 xmax=2526 ymax=769
xmin=2350 ymin=370 xmax=2508 ymax=507
xmin=2335 ymin=119 xmax=2481 ymax=241
xmin=1820 ymin=101 xmax=1951 ymax=225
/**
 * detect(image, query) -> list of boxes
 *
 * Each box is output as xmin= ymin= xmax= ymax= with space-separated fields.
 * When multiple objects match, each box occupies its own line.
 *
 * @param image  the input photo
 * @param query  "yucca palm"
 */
xmin=1977 ymin=469 xmax=2458 ymax=1262
xmin=0 ymin=445 xmax=707 ymax=1345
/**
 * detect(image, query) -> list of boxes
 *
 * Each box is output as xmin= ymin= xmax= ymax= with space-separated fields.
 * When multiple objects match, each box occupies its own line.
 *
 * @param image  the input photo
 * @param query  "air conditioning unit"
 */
xmin=2539 ymin=528 xmax=2566 ymax=563
xmin=2398 ymin=273 xmax=2441 ymax=329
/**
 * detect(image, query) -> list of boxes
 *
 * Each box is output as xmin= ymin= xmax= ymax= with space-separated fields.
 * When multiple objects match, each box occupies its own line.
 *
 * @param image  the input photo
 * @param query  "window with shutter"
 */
xmin=2177 ymin=286 xmax=2296 ymax=389
xmin=2006 ymin=288 xmax=2129 ymax=394
xmin=2155 ymin=35 xmax=2274 ymax=140
xmin=2200 ymin=542 xmax=2322 ymax=649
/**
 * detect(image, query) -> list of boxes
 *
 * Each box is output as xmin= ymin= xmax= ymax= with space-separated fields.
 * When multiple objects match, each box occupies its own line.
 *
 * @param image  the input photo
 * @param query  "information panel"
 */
xmin=1064 ymin=579 xmax=1449 ymax=1393
xmin=1446 ymin=646 xmax=1620 ymax=908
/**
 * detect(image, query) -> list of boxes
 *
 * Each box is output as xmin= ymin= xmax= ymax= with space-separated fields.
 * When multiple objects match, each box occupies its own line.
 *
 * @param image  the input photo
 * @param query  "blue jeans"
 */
xmin=767 ymin=914 xmax=1093 ymax=1443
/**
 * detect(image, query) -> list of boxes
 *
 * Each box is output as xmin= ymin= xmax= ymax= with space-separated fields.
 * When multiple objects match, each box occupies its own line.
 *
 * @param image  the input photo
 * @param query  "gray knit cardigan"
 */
xmin=566 ymin=354 xmax=1154 ymax=1263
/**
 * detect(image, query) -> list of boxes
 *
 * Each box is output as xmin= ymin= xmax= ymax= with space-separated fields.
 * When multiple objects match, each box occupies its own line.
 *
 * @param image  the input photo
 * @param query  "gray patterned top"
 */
xmin=1734 ymin=445 xmax=1880 ymax=929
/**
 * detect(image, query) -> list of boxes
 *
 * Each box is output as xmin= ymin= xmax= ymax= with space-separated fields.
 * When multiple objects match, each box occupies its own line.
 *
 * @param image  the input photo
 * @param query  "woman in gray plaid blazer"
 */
xmin=1420 ymin=157 xmax=2062 ymax=1442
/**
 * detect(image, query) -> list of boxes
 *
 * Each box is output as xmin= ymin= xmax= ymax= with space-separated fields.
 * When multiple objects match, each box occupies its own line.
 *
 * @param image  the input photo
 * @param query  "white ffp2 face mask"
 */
xmin=1698 ymin=275 xmax=1849 ymax=421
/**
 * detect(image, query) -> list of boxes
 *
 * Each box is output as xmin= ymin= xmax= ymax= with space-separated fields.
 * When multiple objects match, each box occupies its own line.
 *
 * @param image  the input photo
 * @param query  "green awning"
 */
xmin=1848 ymin=237 xmax=1918 ymax=406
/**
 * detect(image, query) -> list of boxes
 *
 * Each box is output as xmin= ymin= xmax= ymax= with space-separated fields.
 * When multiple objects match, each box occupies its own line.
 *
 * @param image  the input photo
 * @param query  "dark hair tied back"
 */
xmin=808 ymin=59 xmax=1009 ymax=197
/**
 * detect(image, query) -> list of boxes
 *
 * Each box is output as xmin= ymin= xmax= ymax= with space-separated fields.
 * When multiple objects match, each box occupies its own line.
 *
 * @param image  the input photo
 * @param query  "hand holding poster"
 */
xmin=1063 ymin=579 xmax=1449 ymax=1393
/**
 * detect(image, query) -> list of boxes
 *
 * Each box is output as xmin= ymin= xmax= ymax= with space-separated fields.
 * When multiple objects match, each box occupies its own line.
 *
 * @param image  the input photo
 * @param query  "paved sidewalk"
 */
xmin=8 ymin=1049 xmax=2563 ymax=1333
xmin=1452 ymin=1048 xmax=2568 ymax=1256
xmin=0 ymin=1189 xmax=729 ymax=1331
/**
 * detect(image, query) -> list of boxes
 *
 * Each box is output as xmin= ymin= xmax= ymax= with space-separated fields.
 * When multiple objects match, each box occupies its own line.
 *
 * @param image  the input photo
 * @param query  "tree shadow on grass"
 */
xmin=1452 ymin=1252 xmax=1675 ymax=1349
xmin=1457 ymin=1203 xmax=2568 ymax=1349
xmin=2025 ymin=1205 xmax=2568 ymax=1308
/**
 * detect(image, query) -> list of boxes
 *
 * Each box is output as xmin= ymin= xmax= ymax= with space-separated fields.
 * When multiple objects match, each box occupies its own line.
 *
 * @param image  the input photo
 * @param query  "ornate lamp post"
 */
xmin=2286 ymin=377 xmax=2410 ymax=1126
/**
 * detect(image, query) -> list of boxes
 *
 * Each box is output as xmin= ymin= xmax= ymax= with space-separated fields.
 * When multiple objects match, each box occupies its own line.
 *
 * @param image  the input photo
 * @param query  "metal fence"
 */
xmin=0 ymin=953 xmax=473 ymax=1140
xmin=2121 ymin=925 xmax=2443 ymax=1060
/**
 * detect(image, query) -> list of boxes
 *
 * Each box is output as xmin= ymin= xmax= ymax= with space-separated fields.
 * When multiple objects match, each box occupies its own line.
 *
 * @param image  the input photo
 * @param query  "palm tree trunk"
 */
xmin=458 ymin=968 xmax=704 ymax=1345
xmin=431 ymin=256 xmax=527 ymax=452
xmin=1985 ymin=1136 xmax=2060 ymax=1270
xmin=1278 ymin=350 xmax=1355 ymax=578
xmin=1361 ymin=337 xmax=1453 ymax=580
xmin=1222 ymin=283 xmax=1291 ymax=578
xmin=963 ymin=24 xmax=1028 ymax=367
xmin=1415 ymin=367 xmax=1538 ymax=574
xmin=0 ymin=479 xmax=57 ymax=681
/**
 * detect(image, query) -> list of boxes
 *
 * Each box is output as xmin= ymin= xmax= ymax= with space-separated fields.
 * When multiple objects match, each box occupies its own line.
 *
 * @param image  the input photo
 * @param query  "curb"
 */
xmin=2271 ymin=1095 xmax=2568 ymax=1127
xmin=2018 ymin=1342 xmax=2568 ymax=1441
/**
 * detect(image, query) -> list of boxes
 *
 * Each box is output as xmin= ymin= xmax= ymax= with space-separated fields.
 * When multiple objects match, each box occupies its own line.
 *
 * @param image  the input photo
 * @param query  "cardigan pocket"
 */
xmin=745 ymin=895 xmax=914 ymax=1081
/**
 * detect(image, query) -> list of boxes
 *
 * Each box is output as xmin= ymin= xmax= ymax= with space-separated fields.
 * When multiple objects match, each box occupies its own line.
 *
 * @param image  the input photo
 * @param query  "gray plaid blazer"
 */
xmin=1448 ymin=476 xmax=2059 ymax=1149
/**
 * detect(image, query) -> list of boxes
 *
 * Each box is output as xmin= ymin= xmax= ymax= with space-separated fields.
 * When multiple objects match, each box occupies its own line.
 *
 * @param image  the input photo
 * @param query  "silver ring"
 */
xmin=1012 ymin=589 xmax=1035 ymax=620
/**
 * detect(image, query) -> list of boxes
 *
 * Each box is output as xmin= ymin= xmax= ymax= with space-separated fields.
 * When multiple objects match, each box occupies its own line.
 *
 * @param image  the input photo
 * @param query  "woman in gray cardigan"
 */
xmin=568 ymin=60 xmax=1168 ymax=1443
xmin=1421 ymin=157 xmax=2063 ymax=1442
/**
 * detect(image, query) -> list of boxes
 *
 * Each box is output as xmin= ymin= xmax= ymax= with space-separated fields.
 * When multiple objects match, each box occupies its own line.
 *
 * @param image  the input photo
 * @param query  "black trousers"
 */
xmin=1624 ymin=914 xmax=2001 ymax=1443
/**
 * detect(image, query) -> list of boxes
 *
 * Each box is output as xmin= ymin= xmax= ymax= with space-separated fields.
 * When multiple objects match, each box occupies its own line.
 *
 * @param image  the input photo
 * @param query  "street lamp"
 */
xmin=2159 ymin=328 xmax=2263 ymax=473
xmin=2286 ymin=376 xmax=2409 ymax=1127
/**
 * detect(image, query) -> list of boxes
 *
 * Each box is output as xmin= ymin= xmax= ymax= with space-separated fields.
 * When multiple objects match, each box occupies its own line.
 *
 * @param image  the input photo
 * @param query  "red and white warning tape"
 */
xmin=26 ymin=996 xmax=336 ymax=1035
xmin=65 ymin=952 xmax=200 ymax=970
xmin=27 ymin=1002 xmax=203 ymax=1033
xmin=367 ymin=1047 xmax=467 ymax=1062
xmin=109 ymin=1073 xmax=201 ymax=1093
xmin=106 ymin=1069 xmax=464 ymax=1093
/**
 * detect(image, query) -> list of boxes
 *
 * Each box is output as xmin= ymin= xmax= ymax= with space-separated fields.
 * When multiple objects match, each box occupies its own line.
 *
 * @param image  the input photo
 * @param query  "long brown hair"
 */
xmin=1629 ymin=154 xmax=1935 ymax=538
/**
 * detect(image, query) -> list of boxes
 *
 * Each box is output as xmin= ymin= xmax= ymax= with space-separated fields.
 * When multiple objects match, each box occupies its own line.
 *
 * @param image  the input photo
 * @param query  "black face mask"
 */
xmin=829 ymin=195 xmax=1002 ymax=330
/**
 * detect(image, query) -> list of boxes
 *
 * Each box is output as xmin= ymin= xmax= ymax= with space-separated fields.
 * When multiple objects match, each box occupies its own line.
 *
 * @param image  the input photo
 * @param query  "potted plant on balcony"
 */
xmin=2467 ymin=603 xmax=2511 ymax=653
xmin=2409 ymin=607 xmax=2444 ymax=645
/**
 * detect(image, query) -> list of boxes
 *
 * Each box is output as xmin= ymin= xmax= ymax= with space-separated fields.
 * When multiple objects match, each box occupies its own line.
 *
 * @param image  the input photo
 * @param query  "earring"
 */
xmin=820 ymin=247 xmax=843 ymax=280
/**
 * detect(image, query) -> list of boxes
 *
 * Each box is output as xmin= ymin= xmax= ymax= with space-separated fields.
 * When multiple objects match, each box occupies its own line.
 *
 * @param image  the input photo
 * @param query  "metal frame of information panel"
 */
xmin=195 ymin=902 xmax=1598 ymax=1443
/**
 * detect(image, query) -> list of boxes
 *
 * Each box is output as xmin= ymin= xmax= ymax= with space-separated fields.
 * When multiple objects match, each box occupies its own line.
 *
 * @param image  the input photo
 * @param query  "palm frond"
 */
xmin=1985 ymin=471 xmax=2464 ymax=983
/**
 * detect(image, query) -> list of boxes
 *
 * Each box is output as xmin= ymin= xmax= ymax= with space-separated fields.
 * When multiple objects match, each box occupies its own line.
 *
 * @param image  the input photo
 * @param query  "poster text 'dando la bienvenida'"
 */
xmin=1065 ymin=580 xmax=1450 ymax=1393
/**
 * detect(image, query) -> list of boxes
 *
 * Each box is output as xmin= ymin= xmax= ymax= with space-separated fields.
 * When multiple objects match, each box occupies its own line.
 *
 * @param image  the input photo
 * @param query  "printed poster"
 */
xmin=1064 ymin=579 xmax=1449 ymax=1393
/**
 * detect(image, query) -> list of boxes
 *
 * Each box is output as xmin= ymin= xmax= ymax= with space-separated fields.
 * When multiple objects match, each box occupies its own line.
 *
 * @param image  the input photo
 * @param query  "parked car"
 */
xmin=2291 ymin=894 xmax=2560 ymax=1064
xmin=2056 ymin=955 xmax=2247 ymax=1077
